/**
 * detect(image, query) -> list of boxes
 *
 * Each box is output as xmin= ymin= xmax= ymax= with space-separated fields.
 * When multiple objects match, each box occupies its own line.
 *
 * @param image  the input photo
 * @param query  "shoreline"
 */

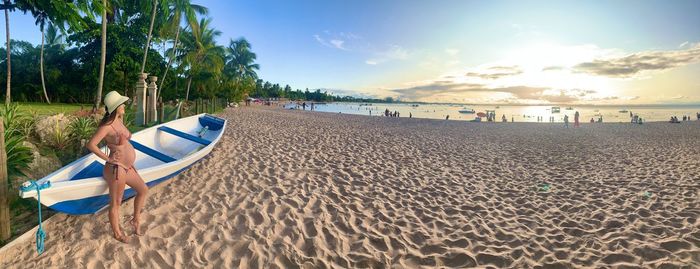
xmin=275 ymin=101 xmax=700 ymax=123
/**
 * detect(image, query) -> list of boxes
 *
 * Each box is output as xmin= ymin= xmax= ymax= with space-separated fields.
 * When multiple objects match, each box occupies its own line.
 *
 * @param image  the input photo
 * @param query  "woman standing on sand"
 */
xmin=86 ymin=91 xmax=149 ymax=243
xmin=574 ymin=111 xmax=580 ymax=127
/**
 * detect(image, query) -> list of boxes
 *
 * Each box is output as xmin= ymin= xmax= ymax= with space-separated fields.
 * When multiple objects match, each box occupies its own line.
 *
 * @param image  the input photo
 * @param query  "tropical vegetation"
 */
xmin=0 ymin=0 xmax=387 ymax=244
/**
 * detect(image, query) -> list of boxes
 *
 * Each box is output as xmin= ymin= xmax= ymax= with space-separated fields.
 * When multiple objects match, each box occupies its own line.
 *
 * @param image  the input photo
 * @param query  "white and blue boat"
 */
xmin=19 ymin=113 xmax=226 ymax=215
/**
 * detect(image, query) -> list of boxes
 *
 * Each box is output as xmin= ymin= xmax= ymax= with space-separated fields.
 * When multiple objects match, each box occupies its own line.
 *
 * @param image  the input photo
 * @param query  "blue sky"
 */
xmin=6 ymin=0 xmax=700 ymax=104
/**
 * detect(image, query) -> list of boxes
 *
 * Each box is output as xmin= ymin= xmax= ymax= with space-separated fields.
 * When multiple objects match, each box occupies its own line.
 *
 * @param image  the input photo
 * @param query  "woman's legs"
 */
xmin=124 ymin=168 xmax=148 ymax=235
xmin=105 ymin=165 xmax=128 ymax=242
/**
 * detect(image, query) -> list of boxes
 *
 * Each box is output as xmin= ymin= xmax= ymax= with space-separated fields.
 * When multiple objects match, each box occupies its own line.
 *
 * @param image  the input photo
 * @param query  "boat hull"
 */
xmin=49 ymin=162 xmax=195 ymax=214
xmin=20 ymin=113 xmax=226 ymax=215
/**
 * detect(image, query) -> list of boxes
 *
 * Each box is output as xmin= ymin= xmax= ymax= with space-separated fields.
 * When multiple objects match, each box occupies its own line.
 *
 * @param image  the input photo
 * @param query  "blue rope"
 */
xmin=20 ymin=181 xmax=51 ymax=255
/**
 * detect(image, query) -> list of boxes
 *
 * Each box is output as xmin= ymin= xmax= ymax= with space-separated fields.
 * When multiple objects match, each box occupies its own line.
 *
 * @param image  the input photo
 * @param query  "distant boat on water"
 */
xmin=411 ymin=104 xmax=419 ymax=107
xmin=551 ymin=107 xmax=561 ymax=113
xmin=565 ymin=107 xmax=573 ymax=110
xmin=619 ymin=109 xmax=629 ymax=113
xmin=458 ymin=107 xmax=476 ymax=114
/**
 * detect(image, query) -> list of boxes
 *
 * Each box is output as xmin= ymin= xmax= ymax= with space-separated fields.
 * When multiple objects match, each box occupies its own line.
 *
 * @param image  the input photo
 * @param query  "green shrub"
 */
xmin=35 ymin=114 xmax=72 ymax=150
xmin=0 ymin=104 xmax=34 ymax=179
xmin=69 ymin=117 xmax=97 ymax=142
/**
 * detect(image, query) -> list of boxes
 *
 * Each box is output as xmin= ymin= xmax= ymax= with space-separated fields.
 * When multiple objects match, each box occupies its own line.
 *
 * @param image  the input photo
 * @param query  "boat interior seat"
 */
xmin=158 ymin=126 xmax=211 ymax=145
xmin=129 ymin=140 xmax=177 ymax=163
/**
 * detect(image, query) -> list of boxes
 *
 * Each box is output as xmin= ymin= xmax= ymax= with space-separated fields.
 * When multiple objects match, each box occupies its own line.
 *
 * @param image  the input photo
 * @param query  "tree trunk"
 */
xmin=185 ymin=76 xmax=192 ymax=102
xmin=40 ymin=31 xmax=50 ymax=104
xmin=140 ymin=0 xmax=159 ymax=74
xmin=0 ymin=118 xmax=10 ymax=240
xmin=4 ymin=9 xmax=10 ymax=105
xmin=95 ymin=0 xmax=107 ymax=111
xmin=159 ymin=25 xmax=179 ymax=98
xmin=123 ymin=70 xmax=127 ymax=95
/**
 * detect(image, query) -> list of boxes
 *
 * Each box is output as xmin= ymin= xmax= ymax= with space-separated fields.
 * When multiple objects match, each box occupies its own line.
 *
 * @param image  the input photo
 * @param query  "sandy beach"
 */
xmin=1 ymin=106 xmax=699 ymax=268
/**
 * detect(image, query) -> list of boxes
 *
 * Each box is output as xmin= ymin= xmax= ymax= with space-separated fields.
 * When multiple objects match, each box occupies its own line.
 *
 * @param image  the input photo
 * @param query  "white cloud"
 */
xmin=445 ymin=48 xmax=460 ymax=56
xmin=385 ymin=45 xmax=409 ymax=60
xmin=339 ymin=32 xmax=361 ymax=40
xmin=573 ymin=43 xmax=700 ymax=77
xmin=313 ymin=32 xmax=357 ymax=51
xmin=364 ymin=45 xmax=411 ymax=65
xmin=329 ymin=39 xmax=346 ymax=50
xmin=381 ymin=43 xmax=632 ymax=103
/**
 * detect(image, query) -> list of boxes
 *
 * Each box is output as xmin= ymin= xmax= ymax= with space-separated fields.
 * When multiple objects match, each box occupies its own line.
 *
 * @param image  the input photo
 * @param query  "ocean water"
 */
xmin=303 ymin=103 xmax=700 ymax=123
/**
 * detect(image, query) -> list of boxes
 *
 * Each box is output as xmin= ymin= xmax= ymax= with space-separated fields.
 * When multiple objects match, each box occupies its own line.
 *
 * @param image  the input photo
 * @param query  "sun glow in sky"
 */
xmin=7 ymin=0 xmax=700 ymax=104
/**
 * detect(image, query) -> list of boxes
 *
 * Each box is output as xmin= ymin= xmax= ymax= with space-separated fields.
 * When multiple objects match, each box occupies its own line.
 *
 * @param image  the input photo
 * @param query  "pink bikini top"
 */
xmin=110 ymin=124 xmax=131 ymax=146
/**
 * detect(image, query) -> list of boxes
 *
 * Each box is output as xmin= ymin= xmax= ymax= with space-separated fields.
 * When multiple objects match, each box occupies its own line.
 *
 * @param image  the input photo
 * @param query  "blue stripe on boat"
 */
xmin=158 ymin=126 xmax=211 ymax=145
xmin=129 ymin=140 xmax=177 ymax=163
xmin=49 ymin=162 xmax=198 ymax=215
xmin=70 ymin=161 xmax=104 ymax=180
xmin=199 ymin=114 xmax=225 ymax=131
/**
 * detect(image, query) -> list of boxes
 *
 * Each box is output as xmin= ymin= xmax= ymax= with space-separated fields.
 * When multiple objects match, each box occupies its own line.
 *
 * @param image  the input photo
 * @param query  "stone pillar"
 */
xmin=147 ymin=76 xmax=158 ymax=124
xmin=135 ymin=73 xmax=148 ymax=126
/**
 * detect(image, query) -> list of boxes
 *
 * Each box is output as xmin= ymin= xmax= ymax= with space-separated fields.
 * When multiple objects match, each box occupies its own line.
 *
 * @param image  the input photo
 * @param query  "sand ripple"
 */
xmin=1 ymin=106 xmax=699 ymax=268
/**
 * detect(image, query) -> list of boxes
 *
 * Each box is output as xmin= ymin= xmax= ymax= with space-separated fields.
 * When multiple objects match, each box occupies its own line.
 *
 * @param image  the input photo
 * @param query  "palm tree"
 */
xmin=74 ymin=0 xmax=111 ymax=110
xmin=139 ymin=0 xmax=162 ymax=74
xmin=2 ymin=0 xmax=14 ymax=105
xmin=225 ymin=38 xmax=259 ymax=80
xmin=159 ymin=0 xmax=207 ymax=98
xmin=176 ymin=17 xmax=223 ymax=101
xmin=17 ymin=0 xmax=84 ymax=104
xmin=95 ymin=0 xmax=106 ymax=110
xmin=45 ymin=22 xmax=65 ymax=47
xmin=36 ymin=12 xmax=49 ymax=103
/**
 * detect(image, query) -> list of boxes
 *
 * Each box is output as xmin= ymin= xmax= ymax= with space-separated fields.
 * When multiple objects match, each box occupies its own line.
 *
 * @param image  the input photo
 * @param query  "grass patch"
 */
xmin=16 ymin=102 xmax=90 ymax=116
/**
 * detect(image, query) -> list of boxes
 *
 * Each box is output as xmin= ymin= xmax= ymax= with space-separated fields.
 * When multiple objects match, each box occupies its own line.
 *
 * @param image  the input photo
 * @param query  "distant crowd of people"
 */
xmin=384 ymin=108 xmax=400 ymax=117
xmin=668 ymin=113 xmax=698 ymax=123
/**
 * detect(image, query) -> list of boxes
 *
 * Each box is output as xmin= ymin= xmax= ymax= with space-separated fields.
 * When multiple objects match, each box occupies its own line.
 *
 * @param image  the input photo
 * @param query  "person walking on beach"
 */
xmin=409 ymin=112 xmax=412 ymax=118
xmin=574 ymin=111 xmax=580 ymax=127
xmin=87 ymin=91 xmax=149 ymax=243
xmin=446 ymin=115 xmax=449 ymax=120
xmin=302 ymin=102 xmax=307 ymax=110
xmin=564 ymin=114 xmax=569 ymax=128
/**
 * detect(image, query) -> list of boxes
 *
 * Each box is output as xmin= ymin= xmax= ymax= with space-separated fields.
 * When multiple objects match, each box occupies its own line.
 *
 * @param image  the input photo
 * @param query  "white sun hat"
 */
xmin=103 ymin=91 xmax=130 ymax=114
